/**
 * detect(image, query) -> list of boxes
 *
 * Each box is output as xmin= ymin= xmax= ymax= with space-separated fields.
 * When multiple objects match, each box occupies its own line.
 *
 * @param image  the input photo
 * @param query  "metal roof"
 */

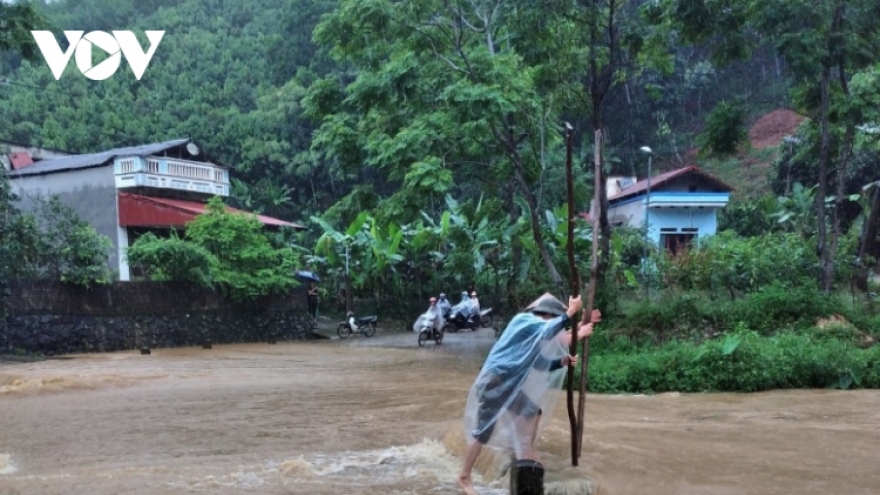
xmin=118 ymin=192 xmax=307 ymax=230
xmin=608 ymin=165 xmax=734 ymax=202
xmin=7 ymin=138 xmax=200 ymax=177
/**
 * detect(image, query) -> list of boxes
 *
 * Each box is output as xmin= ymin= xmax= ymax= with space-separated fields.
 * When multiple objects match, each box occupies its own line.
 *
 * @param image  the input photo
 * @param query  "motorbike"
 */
xmin=337 ymin=315 xmax=378 ymax=338
xmin=478 ymin=307 xmax=494 ymax=328
xmin=443 ymin=309 xmax=478 ymax=333
xmin=443 ymin=306 xmax=496 ymax=333
xmin=413 ymin=311 xmax=444 ymax=346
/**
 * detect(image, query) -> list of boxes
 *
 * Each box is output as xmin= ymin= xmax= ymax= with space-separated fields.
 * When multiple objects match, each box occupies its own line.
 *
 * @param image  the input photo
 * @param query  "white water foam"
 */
xmin=0 ymin=453 xmax=18 ymax=475
xmin=166 ymin=439 xmax=508 ymax=493
xmin=273 ymin=438 xmax=508 ymax=494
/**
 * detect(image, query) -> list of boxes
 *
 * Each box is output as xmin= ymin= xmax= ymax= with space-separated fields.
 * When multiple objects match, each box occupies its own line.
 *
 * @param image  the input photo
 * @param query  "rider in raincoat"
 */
xmin=451 ymin=291 xmax=473 ymax=319
xmin=412 ymin=296 xmax=444 ymax=333
xmin=437 ymin=293 xmax=453 ymax=318
xmin=456 ymin=293 xmax=601 ymax=495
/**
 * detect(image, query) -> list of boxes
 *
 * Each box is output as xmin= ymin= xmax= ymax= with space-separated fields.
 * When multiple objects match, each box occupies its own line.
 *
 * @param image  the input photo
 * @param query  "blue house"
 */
xmin=603 ymin=165 xmax=733 ymax=254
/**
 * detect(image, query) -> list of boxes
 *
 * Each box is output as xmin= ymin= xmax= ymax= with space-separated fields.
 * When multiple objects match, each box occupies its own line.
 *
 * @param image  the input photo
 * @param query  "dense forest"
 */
xmin=4 ymin=0 xmax=880 ymax=392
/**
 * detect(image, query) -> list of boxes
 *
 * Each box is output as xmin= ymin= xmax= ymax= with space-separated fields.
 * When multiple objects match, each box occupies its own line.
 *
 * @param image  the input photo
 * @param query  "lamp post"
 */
xmin=639 ymin=146 xmax=653 ymax=300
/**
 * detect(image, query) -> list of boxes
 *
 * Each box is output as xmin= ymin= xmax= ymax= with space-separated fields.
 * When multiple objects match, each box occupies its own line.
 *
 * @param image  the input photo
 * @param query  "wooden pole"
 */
xmin=563 ymin=122 xmax=580 ymax=467
xmin=576 ymin=128 xmax=602 ymax=458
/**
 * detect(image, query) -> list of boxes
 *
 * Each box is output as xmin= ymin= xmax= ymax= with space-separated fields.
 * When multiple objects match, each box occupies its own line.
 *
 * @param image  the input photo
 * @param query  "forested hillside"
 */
xmin=2 ymin=0 xmax=791 ymax=221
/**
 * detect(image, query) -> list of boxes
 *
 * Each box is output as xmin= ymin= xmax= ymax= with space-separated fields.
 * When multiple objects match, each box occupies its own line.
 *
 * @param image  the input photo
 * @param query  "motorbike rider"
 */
xmin=437 ymin=293 xmax=453 ymax=318
xmin=413 ymin=297 xmax=445 ymax=337
xmin=347 ymin=310 xmax=359 ymax=333
xmin=454 ymin=291 xmax=472 ymax=317
xmin=470 ymin=290 xmax=481 ymax=327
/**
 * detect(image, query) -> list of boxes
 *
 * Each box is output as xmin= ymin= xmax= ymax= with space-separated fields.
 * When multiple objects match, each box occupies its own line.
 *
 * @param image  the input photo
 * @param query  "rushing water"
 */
xmin=2 ymin=327 xmax=880 ymax=495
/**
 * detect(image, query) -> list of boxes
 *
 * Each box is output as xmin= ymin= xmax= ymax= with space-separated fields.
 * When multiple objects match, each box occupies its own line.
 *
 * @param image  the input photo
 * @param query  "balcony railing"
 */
xmin=113 ymin=156 xmax=229 ymax=196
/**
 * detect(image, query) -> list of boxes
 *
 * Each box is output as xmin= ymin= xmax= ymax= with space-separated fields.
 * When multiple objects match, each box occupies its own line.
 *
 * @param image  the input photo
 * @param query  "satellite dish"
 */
xmin=186 ymin=142 xmax=200 ymax=156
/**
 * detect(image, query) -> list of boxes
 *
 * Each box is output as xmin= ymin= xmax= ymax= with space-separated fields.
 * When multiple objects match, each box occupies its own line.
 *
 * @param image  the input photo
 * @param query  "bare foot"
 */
xmin=456 ymin=473 xmax=478 ymax=495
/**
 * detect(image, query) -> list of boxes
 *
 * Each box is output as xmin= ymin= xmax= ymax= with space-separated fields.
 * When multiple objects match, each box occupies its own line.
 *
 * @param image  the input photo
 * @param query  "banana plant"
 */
xmin=772 ymin=182 xmax=818 ymax=238
xmin=310 ymin=211 xmax=371 ymax=311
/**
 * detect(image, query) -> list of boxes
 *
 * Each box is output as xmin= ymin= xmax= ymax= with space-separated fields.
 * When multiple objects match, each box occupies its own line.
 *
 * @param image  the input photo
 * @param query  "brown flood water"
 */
xmin=1 ymin=327 xmax=879 ymax=495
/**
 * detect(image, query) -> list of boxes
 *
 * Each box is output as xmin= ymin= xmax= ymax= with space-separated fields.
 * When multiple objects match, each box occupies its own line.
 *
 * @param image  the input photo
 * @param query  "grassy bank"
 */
xmin=563 ymin=284 xmax=880 ymax=393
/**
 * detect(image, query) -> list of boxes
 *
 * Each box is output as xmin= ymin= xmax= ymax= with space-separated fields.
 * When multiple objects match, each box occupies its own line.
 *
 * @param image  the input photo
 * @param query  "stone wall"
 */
xmin=1 ymin=281 xmax=315 ymax=356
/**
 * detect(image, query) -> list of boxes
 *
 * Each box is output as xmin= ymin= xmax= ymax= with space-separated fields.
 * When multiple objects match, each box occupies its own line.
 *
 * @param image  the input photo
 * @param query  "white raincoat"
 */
xmin=412 ymin=305 xmax=444 ymax=332
xmin=463 ymin=311 xmax=569 ymax=458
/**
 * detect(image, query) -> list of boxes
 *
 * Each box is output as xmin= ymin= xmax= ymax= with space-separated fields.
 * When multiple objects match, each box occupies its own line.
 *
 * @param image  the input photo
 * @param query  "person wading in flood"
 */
xmin=456 ymin=293 xmax=601 ymax=495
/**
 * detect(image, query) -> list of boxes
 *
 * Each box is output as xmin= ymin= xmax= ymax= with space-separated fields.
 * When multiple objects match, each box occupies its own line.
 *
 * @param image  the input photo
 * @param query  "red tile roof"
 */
xmin=8 ymin=151 xmax=34 ymax=169
xmin=608 ymin=165 xmax=734 ymax=201
xmin=117 ymin=192 xmax=306 ymax=229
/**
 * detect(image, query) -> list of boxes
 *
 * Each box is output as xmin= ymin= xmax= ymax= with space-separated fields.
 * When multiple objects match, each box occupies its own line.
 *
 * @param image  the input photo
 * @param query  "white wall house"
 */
xmin=6 ymin=138 xmax=305 ymax=280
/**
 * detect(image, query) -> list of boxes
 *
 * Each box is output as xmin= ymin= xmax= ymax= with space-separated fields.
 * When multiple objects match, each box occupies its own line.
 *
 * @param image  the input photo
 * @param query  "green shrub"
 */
xmin=582 ymin=326 xmax=880 ymax=393
xmin=126 ymin=232 xmax=216 ymax=286
xmin=729 ymin=283 xmax=844 ymax=333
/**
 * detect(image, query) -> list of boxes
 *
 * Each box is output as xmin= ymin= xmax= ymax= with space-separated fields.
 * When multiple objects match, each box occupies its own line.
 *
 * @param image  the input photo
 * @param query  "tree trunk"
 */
xmin=831 ymin=124 xmax=855 ymax=280
xmin=514 ymin=164 xmax=565 ymax=293
xmin=506 ymin=184 xmax=523 ymax=307
xmin=856 ymin=186 xmax=880 ymax=290
xmin=816 ymin=65 xmax=834 ymax=292
xmin=592 ymin=111 xmax=611 ymax=293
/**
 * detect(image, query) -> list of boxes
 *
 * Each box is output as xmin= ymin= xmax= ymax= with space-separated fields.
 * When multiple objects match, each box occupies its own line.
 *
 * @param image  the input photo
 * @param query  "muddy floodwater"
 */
xmin=2 ymin=327 xmax=879 ymax=495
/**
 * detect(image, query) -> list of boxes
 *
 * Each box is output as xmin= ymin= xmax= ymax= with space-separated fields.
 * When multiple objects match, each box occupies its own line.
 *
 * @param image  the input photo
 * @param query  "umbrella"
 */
xmin=295 ymin=270 xmax=321 ymax=283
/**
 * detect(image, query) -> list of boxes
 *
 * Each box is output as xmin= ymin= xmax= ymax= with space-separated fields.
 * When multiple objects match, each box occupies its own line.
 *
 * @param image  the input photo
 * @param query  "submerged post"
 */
xmin=510 ymin=459 xmax=544 ymax=495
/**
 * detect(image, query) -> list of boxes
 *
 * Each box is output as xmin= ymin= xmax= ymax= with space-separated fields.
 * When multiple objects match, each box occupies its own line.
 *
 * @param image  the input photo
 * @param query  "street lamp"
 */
xmin=639 ymin=146 xmax=653 ymax=300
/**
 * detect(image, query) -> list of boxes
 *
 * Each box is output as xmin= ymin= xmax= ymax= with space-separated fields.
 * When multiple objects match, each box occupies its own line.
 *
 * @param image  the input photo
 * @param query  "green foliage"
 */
xmin=32 ymin=196 xmax=113 ymax=286
xmin=656 ymin=231 xmax=816 ymax=297
xmin=0 ymin=169 xmax=112 ymax=287
xmin=125 ymin=231 xmax=215 ymax=286
xmin=585 ymin=325 xmax=880 ymax=393
xmin=621 ymin=283 xmax=845 ymax=341
xmin=696 ymin=99 xmax=747 ymax=157
xmin=0 ymin=0 xmax=49 ymax=61
xmin=126 ymin=197 xmax=300 ymax=302
xmin=717 ymin=195 xmax=778 ymax=237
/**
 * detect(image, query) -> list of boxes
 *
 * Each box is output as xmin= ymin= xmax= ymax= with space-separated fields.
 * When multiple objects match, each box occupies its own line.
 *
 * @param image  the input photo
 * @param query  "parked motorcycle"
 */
xmin=337 ymin=314 xmax=378 ymax=338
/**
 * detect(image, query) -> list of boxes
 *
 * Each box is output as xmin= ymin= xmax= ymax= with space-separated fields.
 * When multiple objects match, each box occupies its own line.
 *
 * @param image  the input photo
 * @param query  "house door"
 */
xmin=661 ymin=233 xmax=696 ymax=255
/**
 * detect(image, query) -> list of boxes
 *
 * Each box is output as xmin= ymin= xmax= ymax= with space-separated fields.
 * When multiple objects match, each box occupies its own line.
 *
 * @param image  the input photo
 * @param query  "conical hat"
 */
xmin=524 ymin=293 xmax=567 ymax=317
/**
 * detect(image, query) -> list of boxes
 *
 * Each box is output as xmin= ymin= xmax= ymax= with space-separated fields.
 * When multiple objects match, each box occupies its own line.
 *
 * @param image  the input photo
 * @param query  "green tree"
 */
xmin=32 ymin=196 xmax=113 ymax=286
xmin=127 ymin=197 xmax=300 ymax=302
xmin=697 ymin=99 xmax=748 ymax=157
xmin=0 ymin=0 xmax=47 ymax=60
xmin=305 ymin=0 xmax=576 ymax=292
xmin=125 ymin=231 xmax=216 ymax=286
xmin=662 ymin=0 xmax=880 ymax=292
xmin=1 ymin=170 xmax=113 ymax=286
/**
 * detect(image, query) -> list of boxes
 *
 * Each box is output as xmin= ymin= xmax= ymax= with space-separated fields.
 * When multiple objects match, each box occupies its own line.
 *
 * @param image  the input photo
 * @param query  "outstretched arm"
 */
xmin=557 ymin=309 xmax=601 ymax=347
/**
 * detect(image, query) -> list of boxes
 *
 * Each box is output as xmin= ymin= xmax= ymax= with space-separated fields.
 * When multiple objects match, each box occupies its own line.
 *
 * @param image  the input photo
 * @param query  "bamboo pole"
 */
xmin=563 ymin=122 xmax=579 ymax=466
xmin=576 ymin=128 xmax=602 ymax=458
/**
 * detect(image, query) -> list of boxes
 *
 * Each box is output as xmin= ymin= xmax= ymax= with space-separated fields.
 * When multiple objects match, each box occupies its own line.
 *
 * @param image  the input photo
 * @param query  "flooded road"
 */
xmin=1 ymin=327 xmax=880 ymax=495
